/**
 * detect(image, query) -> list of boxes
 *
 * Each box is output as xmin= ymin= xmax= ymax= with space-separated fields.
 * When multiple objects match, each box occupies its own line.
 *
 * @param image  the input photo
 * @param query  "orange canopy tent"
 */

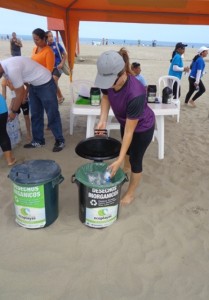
xmin=1 ymin=0 xmax=209 ymax=79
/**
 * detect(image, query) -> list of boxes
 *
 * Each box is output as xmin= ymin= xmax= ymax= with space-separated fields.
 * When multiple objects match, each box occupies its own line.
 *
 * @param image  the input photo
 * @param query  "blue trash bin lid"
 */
xmin=8 ymin=160 xmax=61 ymax=185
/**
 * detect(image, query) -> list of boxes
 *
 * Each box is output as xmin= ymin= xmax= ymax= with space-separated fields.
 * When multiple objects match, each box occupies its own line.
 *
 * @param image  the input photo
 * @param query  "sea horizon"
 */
xmin=1 ymin=33 xmax=208 ymax=49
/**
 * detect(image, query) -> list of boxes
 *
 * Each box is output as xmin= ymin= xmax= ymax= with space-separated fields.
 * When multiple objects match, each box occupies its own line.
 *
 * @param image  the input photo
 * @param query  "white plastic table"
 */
xmin=70 ymin=102 xmax=178 ymax=159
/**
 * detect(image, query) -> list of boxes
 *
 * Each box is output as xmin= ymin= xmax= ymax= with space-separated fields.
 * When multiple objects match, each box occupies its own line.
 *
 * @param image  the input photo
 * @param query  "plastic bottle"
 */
xmin=104 ymin=170 xmax=111 ymax=183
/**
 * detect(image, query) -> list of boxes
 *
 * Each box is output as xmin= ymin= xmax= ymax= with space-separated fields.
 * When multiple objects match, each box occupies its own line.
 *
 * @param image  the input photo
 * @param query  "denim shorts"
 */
xmin=52 ymin=67 xmax=62 ymax=78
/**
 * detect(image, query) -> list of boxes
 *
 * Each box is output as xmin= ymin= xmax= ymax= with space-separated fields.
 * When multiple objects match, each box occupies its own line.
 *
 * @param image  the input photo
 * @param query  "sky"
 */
xmin=1 ymin=8 xmax=209 ymax=44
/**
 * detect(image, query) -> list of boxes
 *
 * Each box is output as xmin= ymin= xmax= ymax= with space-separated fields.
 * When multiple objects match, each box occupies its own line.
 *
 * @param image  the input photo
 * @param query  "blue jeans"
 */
xmin=29 ymin=78 xmax=64 ymax=144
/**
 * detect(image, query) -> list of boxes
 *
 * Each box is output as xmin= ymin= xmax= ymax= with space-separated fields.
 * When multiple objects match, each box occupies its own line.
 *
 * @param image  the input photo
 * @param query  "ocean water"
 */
xmin=0 ymin=34 xmax=206 ymax=49
xmin=79 ymin=37 xmax=207 ymax=49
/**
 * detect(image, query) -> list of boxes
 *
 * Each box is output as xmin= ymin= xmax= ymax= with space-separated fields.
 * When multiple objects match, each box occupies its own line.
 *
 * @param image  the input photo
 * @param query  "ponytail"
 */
xmin=190 ymin=54 xmax=200 ymax=69
xmin=118 ymin=47 xmax=134 ymax=75
xmin=170 ymin=50 xmax=176 ymax=63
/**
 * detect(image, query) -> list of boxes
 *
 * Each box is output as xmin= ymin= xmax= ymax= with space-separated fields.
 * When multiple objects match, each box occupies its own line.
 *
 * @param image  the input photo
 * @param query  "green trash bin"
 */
xmin=72 ymin=162 xmax=128 ymax=228
xmin=8 ymin=160 xmax=64 ymax=229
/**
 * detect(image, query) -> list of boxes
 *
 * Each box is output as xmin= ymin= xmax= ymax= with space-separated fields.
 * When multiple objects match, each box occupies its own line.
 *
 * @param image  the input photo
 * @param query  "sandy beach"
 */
xmin=1 ymin=40 xmax=209 ymax=300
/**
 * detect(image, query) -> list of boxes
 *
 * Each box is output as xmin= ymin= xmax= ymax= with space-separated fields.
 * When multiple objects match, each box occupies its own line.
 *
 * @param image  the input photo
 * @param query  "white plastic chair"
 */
xmin=69 ymin=80 xmax=94 ymax=135
xmin=158 ymin=75 xmax=181 ymax=122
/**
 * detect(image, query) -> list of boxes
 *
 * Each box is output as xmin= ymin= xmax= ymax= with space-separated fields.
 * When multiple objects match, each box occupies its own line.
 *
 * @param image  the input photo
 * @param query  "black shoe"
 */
xmin=53 ymin=141 xmax=65 ymax=152
xmin=24 ymin=142 xmax=44 ymax=148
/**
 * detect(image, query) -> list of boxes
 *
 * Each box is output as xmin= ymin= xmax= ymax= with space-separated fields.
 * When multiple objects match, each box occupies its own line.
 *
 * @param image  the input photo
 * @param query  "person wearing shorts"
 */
xmin=3 ymin=78 xmax=32 ymax=142
xmin=46 ymin=31 xmax=67 ymax=104
xmin=12 ymin=94 xmax=31 ymax=141
xmin=95 ymin=48 xmax=155 ymax=206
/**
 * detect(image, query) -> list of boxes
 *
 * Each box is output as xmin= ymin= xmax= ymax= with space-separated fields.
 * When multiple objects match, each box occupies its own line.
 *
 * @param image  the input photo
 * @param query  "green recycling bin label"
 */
xmin=13 ymin=183 xmax=46 ymax=228
xmin=82 ymin=185 xmax=120 ymax=228
xmin=85 ymin=205 xmax=118 ymax=228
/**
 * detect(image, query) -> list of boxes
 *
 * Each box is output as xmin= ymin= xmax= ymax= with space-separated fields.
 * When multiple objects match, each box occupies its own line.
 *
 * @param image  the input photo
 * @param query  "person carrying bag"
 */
xmin=46 ymin=31 xmax=69 ymax=104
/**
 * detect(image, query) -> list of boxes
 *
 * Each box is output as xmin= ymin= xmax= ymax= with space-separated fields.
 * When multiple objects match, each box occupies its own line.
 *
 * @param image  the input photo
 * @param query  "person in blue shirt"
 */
xmin=168 ymin=42 xmax=190 ymax=98
xmin=46 ymin=31 xmax=67 ymax=104
xmin=131 ymin=62 xmax=147 ymax=88
xmin=0 ymin=93 xmax=16 ymax=166
xmin=185 ymin=46 xmax=208 ymax=107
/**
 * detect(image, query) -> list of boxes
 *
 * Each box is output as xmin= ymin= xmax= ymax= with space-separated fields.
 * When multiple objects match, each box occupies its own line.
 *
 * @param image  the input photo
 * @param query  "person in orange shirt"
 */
xmin=31 ymin=28 xmax=56 ymax=130
xmin=31 ymin=28 xmax=54 ymax=72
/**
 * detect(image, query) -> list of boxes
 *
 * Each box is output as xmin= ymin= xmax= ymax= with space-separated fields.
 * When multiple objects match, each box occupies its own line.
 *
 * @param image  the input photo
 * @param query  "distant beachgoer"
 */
xmin=31 ymin=28 xmax=54 ymax=72
xmin=0 ymin=56 xmax=65 ymax=152
xmin=131 ymin=62 xmax=147 ymax=88
xmin=0 ymin=93 xmax=16 ymax=166
xmin=10 ymin=32 xmax=22 ymax=56
xmin=185 ymin=46 xmax=208 ymax=107
xmin=168 ymin=42 xmax=190 ymax=98
xmin=46 ymin=30 xmax=67 ymax=104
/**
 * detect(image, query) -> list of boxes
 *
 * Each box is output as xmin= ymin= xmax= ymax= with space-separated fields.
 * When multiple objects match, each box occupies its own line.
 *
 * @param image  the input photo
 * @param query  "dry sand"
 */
xmin=1 ymin=40 xmax=209 ymax=300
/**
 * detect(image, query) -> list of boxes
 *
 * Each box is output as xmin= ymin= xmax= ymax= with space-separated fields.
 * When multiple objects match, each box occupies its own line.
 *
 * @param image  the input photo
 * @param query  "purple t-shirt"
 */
xmin=102 ymin=75 xmax=155 ymax=132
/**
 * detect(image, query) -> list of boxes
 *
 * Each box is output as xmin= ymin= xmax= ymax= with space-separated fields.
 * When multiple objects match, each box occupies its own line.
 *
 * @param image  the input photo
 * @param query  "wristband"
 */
xmin=11 ymin=110 xmax=18 ymax=114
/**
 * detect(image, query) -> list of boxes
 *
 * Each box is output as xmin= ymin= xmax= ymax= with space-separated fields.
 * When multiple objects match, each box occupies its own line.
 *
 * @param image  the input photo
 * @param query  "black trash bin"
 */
xmin=73 ymin=131 xmax=128 ymax=228
xmin=72 ymin=162 xmax=127 ymax=228
xmin=8 ymin=160 xmax=64 ymax=229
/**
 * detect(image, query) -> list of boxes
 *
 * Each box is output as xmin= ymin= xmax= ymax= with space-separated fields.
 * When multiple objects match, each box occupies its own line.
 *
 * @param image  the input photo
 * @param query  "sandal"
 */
xmin=58 ymin=97 xmax=65 ymax=104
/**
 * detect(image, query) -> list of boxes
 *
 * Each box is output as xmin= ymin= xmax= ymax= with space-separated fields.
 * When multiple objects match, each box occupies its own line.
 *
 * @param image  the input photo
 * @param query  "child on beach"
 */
xmin=46 ymin=30 xmax=67 ymax=104
xmin=131 ymin=62 xmax=147 ymax=88
xmin=1 ymin=78 xmax=31 ymax=141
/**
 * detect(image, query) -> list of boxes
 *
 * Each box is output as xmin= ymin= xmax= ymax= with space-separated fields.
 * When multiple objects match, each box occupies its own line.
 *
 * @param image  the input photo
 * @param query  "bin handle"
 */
xmin=52 ymin=175 xmax=64 ymax=188
xmin=71 ymin=174 xmax=80 ymax=186
xmin=94 ymin=129 xmax=107 ymax=136
xmin=122 ymin=173 xmax=129 ymax=184
xmin=71 ymin=174 xmax=76 ymax=183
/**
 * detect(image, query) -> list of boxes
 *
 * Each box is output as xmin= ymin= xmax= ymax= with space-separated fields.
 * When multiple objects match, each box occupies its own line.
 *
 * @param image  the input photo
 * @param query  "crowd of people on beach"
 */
xmin=0 ymin=30 xmax=208 ymax=206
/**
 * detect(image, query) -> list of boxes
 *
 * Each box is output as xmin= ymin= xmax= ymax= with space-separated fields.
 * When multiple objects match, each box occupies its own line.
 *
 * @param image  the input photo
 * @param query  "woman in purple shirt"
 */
xmin=95 ymin=48 xmax=155 ymax=206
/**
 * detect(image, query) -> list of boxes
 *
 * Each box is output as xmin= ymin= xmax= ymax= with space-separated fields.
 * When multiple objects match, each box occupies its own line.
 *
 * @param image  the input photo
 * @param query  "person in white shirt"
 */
xmin=0 ymin=56 xmax=65 ymax=152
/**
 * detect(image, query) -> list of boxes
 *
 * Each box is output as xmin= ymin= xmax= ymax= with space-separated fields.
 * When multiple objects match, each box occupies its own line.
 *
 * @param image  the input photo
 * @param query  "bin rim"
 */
xmin=8 ymin=159 xmax=62 ymax=185
xmin=74 ymin=162 xmax=126 ymax=188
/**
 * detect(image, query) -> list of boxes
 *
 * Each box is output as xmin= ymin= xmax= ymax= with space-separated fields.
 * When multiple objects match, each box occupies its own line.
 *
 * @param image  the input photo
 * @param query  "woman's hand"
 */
xmin=108 ymin=159 xmax=123 ymax=178
xmin=96 ymin=120 xmax=107 ymax=130
xmin=8 ymin=111 xmax=17 ymax=121
xmin=184 ymin=66 xmax=190 ymax=73
xmin=57 ymin=63 xmax=63 ymax=70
